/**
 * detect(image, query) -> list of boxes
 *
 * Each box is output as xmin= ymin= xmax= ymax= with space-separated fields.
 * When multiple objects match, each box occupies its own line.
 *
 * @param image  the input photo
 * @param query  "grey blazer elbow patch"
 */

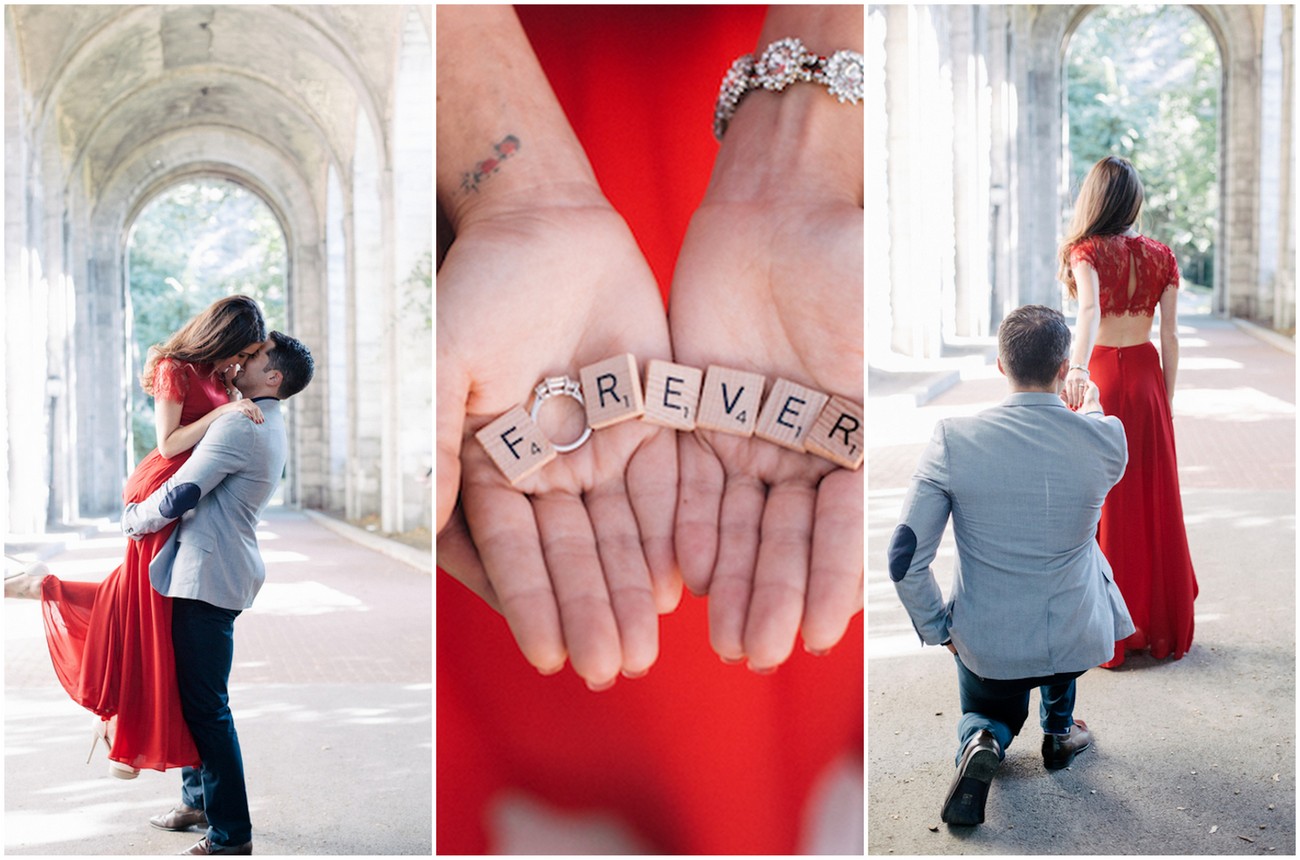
xmin=888 ymin=524 xmax=918 ymax=582
xmin=159 ymin=482 xmax=201 ymax=519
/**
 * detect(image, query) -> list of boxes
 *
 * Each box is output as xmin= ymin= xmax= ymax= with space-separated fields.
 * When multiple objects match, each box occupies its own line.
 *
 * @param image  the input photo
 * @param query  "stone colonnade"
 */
xmin=869 ymin=4 xmax=1295 ymax=364
xmin=4 ymin=5 xmax=432 ymax=535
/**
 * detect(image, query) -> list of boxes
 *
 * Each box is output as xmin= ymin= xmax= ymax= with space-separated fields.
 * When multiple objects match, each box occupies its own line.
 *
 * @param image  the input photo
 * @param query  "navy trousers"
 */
xmin=953 ymin=653 xmax=1085 ymax=764
xmin=172 ymin=598 xmax=251 ymax=848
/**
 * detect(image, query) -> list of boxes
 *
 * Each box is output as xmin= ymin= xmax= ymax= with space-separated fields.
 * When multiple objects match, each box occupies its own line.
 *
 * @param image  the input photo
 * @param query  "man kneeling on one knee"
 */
xmin=888 ymin=304 xmax=1135 ymax=827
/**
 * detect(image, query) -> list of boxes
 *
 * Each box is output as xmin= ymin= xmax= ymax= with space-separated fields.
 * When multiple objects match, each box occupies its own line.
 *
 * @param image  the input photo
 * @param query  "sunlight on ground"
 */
xmin=248 ymin=581 xmax=366 ymax=616
xmin=1174 ymin=387 xmax=1296 ymax=421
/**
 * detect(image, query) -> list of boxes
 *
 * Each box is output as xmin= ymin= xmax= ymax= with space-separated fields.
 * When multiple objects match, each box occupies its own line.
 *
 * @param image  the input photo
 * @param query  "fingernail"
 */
xmin=748 ymin=663 xmax=777 ymax=675
xmin=586 ymin=677 xmax=617 ymax=692
xmin=621 ymin=668 xmax=648 ymax=680
xmin=537 ymin=664 xmax=564 ymax=677
xmin=805 ymin=644 xmax=832 ymax=657
xmin=719 ymin=655 xmax=744 ymax=666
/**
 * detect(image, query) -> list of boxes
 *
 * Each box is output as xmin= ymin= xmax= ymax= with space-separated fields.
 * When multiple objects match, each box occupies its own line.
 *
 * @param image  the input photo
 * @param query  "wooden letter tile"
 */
xmin=754 ymin=378 xmax=830 ymax=451
xmin=475 ymin=406 xmax=556 ymax=484
xmin=805 ymin=396 xmax=864 ymax=470
xmin=696 ymin=365 xmax=766 ymax=436
xmin=579 ymin=353 xmax=645 ymax=429
xmin=642 ymin=359 xmax=703 ymax=431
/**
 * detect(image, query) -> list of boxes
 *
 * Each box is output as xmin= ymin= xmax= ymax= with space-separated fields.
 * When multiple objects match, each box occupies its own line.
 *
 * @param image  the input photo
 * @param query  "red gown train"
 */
xmin=1070 ymin=234 xmax=1198 ymax=667
xmin=39 ymin=359 xmax=226 ymax=771
xmin=437 ymin=6 xmax=864 ymax=853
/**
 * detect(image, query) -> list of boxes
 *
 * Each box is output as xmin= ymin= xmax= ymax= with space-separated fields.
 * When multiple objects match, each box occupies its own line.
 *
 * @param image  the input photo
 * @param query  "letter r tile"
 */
xmin=805 ymin=396 xmax=864 ymax=470
xmin=579 ymin=354 xmax=645 ymax=429
xmin=642 ymin=359 xmax=703 ymax=431
xmin=754 ymin=378 xmax=830 ymax=451
xmin=475 ymin=406 xmax=556 ymax=485
xmin=696 ymin=365 xmax=766 ymax=436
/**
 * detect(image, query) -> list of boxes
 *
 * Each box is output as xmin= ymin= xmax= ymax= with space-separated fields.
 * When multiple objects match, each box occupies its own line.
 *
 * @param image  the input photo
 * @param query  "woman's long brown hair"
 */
xmin=1057 ymin=155 xmax=1145 ymax=298
xmin=140 ymin=295 xmax=267 ymax=395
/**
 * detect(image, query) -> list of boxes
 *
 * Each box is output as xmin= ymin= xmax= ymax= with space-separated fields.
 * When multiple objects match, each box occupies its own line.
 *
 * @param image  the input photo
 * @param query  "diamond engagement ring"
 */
xmin=530 ymin=375 xmax=592 ymax=453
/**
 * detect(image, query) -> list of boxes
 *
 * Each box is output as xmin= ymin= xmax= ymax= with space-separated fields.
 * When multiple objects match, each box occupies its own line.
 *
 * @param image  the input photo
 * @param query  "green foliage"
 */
xmin=403 ymin=250 xmax=433 ymax=330
xmin=127 ymin=180 xmax=287 ymax=462
xmin=1066 ymin=5 xmax=1220 ymax=287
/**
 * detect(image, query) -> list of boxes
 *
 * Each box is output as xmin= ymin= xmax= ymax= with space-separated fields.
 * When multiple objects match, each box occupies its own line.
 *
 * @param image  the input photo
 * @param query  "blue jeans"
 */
xmin=953 ymin=653 xmax=1085 ymax=764
xmin=172 ymin=598 xmax=251 ymax=848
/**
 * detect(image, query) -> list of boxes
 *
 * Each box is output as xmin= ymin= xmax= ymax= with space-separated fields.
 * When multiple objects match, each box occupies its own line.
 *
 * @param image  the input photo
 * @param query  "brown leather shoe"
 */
xmin=150 ymin=805 xmax=208 ymax=832
xmin=181 ymin=837 xmax=252 ymax=855
xmin=940 ymin=730 xmax=1002 ymax=826
xmin=1042 ymin=718 xmax=1093 ymax=770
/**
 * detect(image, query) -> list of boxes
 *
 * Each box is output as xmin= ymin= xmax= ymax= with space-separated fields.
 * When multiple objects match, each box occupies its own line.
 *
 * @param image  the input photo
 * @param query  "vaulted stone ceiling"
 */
xmin=9 ymin=4 xmax=420 ymax=201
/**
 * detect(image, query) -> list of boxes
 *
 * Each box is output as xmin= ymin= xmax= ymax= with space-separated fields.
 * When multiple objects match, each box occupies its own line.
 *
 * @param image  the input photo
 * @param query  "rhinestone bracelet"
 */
xmin=713 ymin=37 xmax=865 ymax=140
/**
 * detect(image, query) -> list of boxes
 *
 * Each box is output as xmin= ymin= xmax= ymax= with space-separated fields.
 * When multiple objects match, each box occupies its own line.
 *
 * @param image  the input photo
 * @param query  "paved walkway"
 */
xmin=867 ymin=316 xmax=1296 ymax=854
xmin=4 ymin=509 xmax=432 ymax=855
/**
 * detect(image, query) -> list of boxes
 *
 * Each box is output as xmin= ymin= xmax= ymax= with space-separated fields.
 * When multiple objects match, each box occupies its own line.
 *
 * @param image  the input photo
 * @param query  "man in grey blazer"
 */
xmin=888 ymin=305 xmax=1134 ymax=827
xmin=122 ymin=331 xmax=314 ymax=855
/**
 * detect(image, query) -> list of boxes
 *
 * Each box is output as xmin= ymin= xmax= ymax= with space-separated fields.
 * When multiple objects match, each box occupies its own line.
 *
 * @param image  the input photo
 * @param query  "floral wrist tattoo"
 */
xmin=460 ymin=134 xmax=521 ymax=195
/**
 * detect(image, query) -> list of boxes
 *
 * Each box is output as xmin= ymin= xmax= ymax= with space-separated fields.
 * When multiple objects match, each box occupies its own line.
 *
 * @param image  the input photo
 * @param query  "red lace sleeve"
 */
xmin=1068 ymin=238 xmax=1097 ymax=271
xmin=1164 ymin=246 xmax=1181 ymax=292
xmin=151 ymin=358 xmax=190 ymax=405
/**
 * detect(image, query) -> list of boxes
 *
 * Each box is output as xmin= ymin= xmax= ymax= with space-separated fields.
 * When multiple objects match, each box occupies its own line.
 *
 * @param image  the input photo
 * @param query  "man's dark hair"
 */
xmin=997 ymin=305 xmax=1071 ymax=388
xmin=265 ymin=331 xmax=314 ymax=399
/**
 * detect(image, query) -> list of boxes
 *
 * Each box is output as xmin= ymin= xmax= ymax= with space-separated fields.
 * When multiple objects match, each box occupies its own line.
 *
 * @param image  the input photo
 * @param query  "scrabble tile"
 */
xmin=805 ymin=396 xmax=864 ymax=470
xmin=475 ymin=406 xmax=556 ymax=484
xmin=754 ymin=378 xmax=830 ymax=451
xmin=579 ymin=354 xmax=645 ymax=429
xmin=642 ymin=359 xmax=703 ymax=431
xmin=696 ymin=365 xmax=766 ymax=436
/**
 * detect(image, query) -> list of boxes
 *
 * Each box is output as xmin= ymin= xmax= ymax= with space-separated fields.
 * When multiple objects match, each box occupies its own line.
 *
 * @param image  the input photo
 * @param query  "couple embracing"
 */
xmin=6 ymin=296 xmax=314 ymax=855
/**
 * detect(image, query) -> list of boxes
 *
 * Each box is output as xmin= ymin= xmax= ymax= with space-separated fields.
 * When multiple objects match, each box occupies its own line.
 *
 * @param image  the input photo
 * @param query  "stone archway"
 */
xmin=868 ymin=4 xmax=1293 ymax=366
xmin=5 ymin=5 xmax=432 ymax=535
xmin=1021 ymin=4 xmax=1273 ymax=316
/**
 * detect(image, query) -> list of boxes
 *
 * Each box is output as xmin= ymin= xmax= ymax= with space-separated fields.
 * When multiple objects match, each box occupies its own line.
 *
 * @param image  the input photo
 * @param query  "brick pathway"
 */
xmin=4 ymin=509 xmax=432 ymax=855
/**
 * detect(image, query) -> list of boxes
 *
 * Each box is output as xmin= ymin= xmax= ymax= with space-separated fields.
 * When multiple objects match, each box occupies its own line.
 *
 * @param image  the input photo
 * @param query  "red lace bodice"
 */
xmin=1068 ymin=234 xmax=1181 ymax=317
xmin=151 ymin=358 xmax=228 ymax=424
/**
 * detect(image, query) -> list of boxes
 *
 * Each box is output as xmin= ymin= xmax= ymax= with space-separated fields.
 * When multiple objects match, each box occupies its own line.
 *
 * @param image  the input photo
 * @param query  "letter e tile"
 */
xmin=696 ymin=365 xmax=766 ymax=436
xmin=754 ymin=378 xmax=830 ymax=451
xmin=805 ymin=396 xmax=864 ymax=470
xmin=642 ymin=359 xmax=703 ymax=431
xmin=579 ymin=354 xmax=645 ymax=429
xmin=475 ymin=406 xmax=556 ymax=484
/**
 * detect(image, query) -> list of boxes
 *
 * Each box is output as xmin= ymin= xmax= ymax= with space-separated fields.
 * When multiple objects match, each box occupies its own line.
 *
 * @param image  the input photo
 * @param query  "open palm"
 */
xmin=437 ymin=202 xmax=680 ymax=689
xmin=670 ymin=198 xmax=864 ymax=671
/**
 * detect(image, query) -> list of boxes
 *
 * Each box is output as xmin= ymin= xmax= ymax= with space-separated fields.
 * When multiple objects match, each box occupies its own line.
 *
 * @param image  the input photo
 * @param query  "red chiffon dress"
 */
xmin=1069 ymin=233 xmax=1198 ymax=667
xmin=437 ymin=6 xmax=864 ymax=854
xmin=38 ymin=358 xmax=222 ymax=771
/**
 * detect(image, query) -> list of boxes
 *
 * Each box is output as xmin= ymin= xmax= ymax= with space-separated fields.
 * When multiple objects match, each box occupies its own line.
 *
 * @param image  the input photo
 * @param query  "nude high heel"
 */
xmin=88 ymin=717 xmax=141 ymax=780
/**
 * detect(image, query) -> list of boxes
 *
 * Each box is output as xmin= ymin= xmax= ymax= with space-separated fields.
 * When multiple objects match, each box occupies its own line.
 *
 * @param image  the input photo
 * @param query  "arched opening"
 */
xmin=125 ymin=177 xmax=289 ymax=465
xmin=1063 ymin=5 xmax=1223 ymax=315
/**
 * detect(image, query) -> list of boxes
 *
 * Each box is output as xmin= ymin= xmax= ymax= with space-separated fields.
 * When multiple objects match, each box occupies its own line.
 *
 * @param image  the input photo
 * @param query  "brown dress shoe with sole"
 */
xmin=150 ymin=805 xmax=209 ymax=832
xmin=1042 ymin=718 xmax=1093 ymax=770
xmin=181 ymin=837 xmax=252 ymax=855
xmin=940 ymin=729 xmax=1002 ymax=825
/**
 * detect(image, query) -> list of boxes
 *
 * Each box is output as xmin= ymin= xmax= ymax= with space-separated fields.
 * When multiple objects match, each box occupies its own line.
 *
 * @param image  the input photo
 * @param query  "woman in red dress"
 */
xmin=5 ymin=295 xmax=267 ymax=776
xmin=1058 ymin=155 xmax=1198 ymax=668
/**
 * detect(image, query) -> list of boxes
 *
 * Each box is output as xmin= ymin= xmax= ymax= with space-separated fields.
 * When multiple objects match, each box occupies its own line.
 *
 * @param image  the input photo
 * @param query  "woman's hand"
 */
xmin=437 ymin=196 xmax=681 ymax=690
xmin=1063 ymin=367 xmax=1091 ymax=410
xmin=669 ymin=5 xmax=863 ymax=672
xmin=220 ymin=399 xmax=264 ymax=424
